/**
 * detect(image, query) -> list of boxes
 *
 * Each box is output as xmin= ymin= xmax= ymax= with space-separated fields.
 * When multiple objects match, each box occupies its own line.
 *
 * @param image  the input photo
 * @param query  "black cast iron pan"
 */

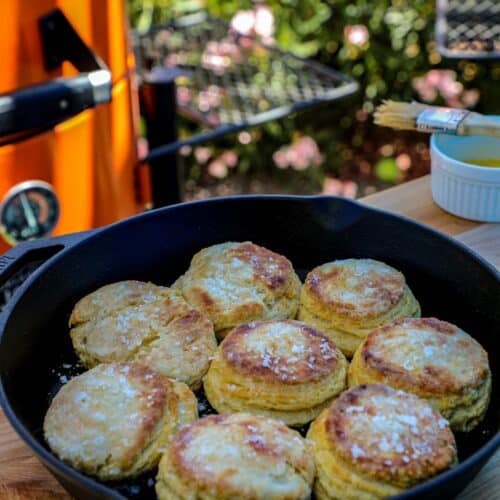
xmin=0 ymin=196 xmax=498 ymax=499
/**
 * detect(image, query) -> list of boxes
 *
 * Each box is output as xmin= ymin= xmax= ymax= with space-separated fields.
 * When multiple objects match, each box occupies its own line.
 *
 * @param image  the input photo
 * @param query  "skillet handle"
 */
xmin=0 ymin=230 xmax=95 ymax=295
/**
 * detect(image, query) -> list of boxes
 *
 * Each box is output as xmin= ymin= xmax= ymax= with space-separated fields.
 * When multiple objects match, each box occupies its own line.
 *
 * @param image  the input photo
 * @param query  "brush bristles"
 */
xmin=374 ymin=100 xmax=431 ymax=131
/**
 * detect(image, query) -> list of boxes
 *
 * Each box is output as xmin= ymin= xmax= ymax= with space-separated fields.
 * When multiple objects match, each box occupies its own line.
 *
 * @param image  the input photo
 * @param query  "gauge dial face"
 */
xmin=0 ymin=181 xmax=60 ymax=245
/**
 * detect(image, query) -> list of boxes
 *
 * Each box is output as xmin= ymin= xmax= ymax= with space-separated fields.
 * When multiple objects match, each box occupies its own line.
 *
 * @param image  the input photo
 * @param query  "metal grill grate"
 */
xmin=134 ymin=13 xmax=357 ymax=132
xmin=436 ymin=0 xmax=500 ymax=60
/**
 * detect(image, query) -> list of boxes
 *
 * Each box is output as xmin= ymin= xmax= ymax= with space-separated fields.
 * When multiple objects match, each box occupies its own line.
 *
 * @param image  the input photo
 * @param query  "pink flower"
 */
xmin=322 ymin=178 xmax=343 ymax=195
xmin=273 ymin=150 xmax=289 ymax=169
xmin=238 ymin=36 xmax=254 ymax=49
xmin=201 ymin=53 xmax=227 ymax=75
xmin=230 ymin=6 xmax=275 ymax=42
xmin=293 ymin=136 xmax=324 ymax=168
xmin=420 ymin=89 xmax=438 ymax=103
xmin=201 ymin=41 xmax=243 ymax=75
xmin=206 ymin=41 xmax=219 ymax=53
xmin=198 ymin=91 xmax=211 ymax=112
xmin=208 ymin=160 xmax=228 ymax=179
xmin=290 ymin=151 xmax=309 ymax=171
xmin=177 ymin=86 xmax=192 ymax=105
xmin=194 ymin=147 xmax=211 ymax=164
xmin=438 ymin=78 xmax=463 ymax=100
xmin=412 ymin=69 xmax=478 ymax=107
xmin=426 ymin=69 xmax=446 ymax=87
xmin=219 ymin=40 xmax=241 ymax=58
xmin=230 ymin=10 xmax=255 ymax=36
xmin=197 ymin=89 xmax=222 ymax=110
xmin=220 ymin=151 xmax=238 ymax=168
xmin=207 ymin=89 xmax=222 ymax=108
xmin=342 ymin=180 xmax=358 ymax=198
xmin=396 ymin=153 xmax=411 ymax=171
xmin=344 ymin=25 xmax=369 ymax=47
xmin=273 ymin=136 xmax=324 ymax=171
xmin=412 ymin=76 xmax=437 ymax=103
xmin=462 ymin=89 xmax=480 ymax=108
xmin=255 ymin=6 xmax=275 ymax=38
xmin=322 ymin=178 xmax=358 ymax=198
xmin=238 ymin=131 xmax=252 ymax=144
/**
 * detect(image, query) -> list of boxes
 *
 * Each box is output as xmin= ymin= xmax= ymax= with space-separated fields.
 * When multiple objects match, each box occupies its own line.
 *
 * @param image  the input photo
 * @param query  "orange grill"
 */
xmin=0 ymin=0 xmax=145 ymax=254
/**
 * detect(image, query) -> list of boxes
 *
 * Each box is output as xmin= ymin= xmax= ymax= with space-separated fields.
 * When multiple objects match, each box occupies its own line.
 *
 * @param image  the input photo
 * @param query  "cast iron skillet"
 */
xmin=0 ymin=196 xmax=498 ymax=500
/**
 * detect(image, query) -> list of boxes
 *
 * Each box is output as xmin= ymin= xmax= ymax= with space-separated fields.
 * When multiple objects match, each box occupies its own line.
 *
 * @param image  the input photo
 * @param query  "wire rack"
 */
xmin=134 ymin=12 xmax=358 ymax=136
xmin=436 ymin=0 xmax=500 ymax=60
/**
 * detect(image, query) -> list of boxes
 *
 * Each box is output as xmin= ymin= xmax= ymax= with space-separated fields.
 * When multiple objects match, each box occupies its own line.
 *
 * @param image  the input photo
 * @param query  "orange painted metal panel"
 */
xmin=90 ymin=77 xmax=141 ymax=229
xmin=0 ymin=1 xmax=140 ymax=254
xmin=52 ymin=110 xmax=95 ymax=234
xmin=0 ymin=0 xmax=60 ymax=92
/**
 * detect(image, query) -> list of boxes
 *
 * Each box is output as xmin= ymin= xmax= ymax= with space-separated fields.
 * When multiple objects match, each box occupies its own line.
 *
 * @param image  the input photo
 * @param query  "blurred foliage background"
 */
xmin=128 ymin=0 xmax=500 ymax=199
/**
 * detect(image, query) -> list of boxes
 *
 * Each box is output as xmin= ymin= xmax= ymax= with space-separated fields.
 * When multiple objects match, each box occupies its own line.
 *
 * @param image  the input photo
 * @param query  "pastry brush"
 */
xmin=374 ymin=100 xmax=500 ymax=138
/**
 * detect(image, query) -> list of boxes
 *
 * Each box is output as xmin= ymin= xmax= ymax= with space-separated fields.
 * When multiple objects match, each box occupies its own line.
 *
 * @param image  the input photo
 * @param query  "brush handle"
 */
xmin=459 ymin=113 xmax=500 ymax=138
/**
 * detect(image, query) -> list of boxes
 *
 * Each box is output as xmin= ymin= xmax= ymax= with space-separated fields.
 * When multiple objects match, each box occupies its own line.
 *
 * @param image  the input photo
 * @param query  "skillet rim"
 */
xmin=0 ymin=194 xmax=498 ymax=499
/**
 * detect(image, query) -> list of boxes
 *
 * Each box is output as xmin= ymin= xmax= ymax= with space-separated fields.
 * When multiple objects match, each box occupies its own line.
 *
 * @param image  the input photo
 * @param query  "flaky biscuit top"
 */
xmin=44 ymin=363 xmax=169 ymax=473
xmin=173 ymin=242 xmax=301 ymax=332
xmin=221 ymin=320 xmax=342 ymax=385
xmin=303 ymin=259 xmax=406 ymax=319
xmin=360 ymin=318 xmax=490 ymax=394
xmin=68 ymin=281 xmax=217 ymax=389
xmin=168 ymin=413 xmax=314 ymax=498
xmin=72 ymin=292 xmax=192 ymax=361
xmin=69 ymin=281 xmax=172 ymax=327
xmin=324 ymin=384 xmax=456 ymax=484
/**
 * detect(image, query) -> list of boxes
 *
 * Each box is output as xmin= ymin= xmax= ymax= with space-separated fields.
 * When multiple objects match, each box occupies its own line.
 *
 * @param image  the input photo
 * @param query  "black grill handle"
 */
xmin=0 ymin=8 xmax=113 ymax=145
xmin=0 ymin=71 xmax=111 ymax=144
xmin=0 ymin=231 xmax=95 ymax=291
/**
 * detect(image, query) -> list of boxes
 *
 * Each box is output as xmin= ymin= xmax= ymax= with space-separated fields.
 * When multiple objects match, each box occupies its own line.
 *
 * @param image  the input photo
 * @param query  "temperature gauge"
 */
xmin=0 ymin=181 xmax=60 ymax=245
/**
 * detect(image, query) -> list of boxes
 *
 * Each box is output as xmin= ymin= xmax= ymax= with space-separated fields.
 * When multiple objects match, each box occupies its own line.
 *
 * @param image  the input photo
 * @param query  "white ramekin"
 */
xmin=430 ymin=134 xmax=500 ymax=222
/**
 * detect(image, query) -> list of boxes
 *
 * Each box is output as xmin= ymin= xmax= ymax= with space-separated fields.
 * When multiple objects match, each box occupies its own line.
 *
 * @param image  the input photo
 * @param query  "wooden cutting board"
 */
xmin=0 ymin=176 xmax=498 ymax=499
xmin=363 ymin=177 xmax=500 ymax=500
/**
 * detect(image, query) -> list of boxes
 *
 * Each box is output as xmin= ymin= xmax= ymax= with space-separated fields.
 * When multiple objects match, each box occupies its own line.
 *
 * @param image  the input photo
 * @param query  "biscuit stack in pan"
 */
xmin=44 ymin=362 xmax=198 ymax=480
xmin=69 ymin=280 xmax=217 ymax=390
xmin=299 ymin=259 xmax=420 ymax=357
xmin=204 ymin=319 xmax=348 ymax=426
xmin=173 ymin=242 xmax=302 ymax=339
xmin=42 ymin=241 xmax=491 ymax=500
xmin=156 ymin=413 xmax=315 ymax=500
xmin=348 ymin=317 xmax=491 ymax=432
xmin=307 ymin=384 xmax=458 ymax=499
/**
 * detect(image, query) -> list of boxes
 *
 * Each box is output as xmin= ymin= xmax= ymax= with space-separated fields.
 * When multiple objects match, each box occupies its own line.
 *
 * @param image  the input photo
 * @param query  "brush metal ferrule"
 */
xmin=416 ymin=108 xmax=469 ymax=134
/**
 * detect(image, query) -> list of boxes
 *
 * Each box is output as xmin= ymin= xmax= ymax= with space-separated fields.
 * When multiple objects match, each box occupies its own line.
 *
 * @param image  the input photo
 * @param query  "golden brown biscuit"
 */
xmin=172 ymin=242 xmax=301 ymax=339
xmin=69 ymin=281 xmax=217 ymax=390
xmin=299 ymin=259 xmax=420 ymax=357
xmin=156 ymin=413 xmax=315 ymax=500
xmin=307 ymin=384 xmax=457 ymax=500
xmin=349 ymin=317 xmax=492 ymax=432
xmin=203 ymin=320 xmax=348 ymax=426
xmin=43 ymin=363 xmax=198 ymax=480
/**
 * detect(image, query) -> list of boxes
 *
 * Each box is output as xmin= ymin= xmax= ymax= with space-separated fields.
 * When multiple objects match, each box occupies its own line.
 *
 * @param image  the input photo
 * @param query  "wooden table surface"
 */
xmin=0 ymin=175 xmax=498 ymax=499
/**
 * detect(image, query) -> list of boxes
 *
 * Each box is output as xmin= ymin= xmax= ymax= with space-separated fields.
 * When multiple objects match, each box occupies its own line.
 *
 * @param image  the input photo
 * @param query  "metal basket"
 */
xmin=436 ymin=0 xmax=500 ymax=60
xmin=134 ymin=12 xmax=358 ymax=133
